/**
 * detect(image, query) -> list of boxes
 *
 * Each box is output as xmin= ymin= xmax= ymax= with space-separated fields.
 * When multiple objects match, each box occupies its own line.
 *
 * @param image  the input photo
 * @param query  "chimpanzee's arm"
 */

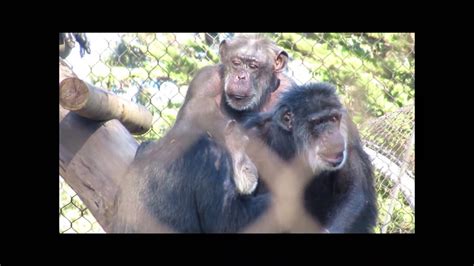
xmin=325 ymin=146 xmax=375 ymax=233
xmin=325 ymin=182 xmax=367 ymax=233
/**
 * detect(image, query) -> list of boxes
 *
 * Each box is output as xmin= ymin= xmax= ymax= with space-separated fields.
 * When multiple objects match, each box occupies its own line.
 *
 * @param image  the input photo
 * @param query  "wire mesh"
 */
xmin=59 ymin=33 xmax=415 ymax=233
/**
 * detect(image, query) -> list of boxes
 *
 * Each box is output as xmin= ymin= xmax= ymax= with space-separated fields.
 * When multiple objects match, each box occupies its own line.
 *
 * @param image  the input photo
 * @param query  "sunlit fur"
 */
xmin=232 ymin=150 xmax=259 ymax=194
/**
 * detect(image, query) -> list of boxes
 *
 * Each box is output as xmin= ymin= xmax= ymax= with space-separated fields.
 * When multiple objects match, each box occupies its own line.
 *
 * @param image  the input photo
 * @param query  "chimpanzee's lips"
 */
xmin=320 ymin=152 xmax=344 ymax=167
xmin=229 ymin=94 xmax=251 ymax=101
xmin=226 ymin=93 xmax=256 ymax=110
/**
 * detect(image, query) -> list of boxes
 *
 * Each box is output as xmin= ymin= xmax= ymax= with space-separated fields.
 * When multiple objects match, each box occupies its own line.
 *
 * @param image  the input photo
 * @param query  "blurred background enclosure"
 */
xmin=59 ymin=33 xmax=414 ymax=233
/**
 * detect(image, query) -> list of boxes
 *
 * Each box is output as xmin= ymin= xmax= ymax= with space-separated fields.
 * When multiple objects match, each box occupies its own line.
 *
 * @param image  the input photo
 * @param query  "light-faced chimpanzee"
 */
xmin=112 ymin=34 xmax=294 ymax=232
xmin=169 ymin=34 xmax=295 ymax=195
xmin=113 ymin=82 xmax=376 ymax=233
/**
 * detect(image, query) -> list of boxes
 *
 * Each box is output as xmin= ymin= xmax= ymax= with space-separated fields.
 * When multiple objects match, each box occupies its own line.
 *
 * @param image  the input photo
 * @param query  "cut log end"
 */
xmin=60 ymin=78 xmax=90 ymax=110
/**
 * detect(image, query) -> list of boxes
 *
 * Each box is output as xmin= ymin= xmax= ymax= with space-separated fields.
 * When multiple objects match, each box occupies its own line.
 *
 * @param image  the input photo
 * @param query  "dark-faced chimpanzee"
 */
xmin=244 ymin=82 xmax=377 ymax=233
xmin=113 ymin=82 xmax=377 ymax=233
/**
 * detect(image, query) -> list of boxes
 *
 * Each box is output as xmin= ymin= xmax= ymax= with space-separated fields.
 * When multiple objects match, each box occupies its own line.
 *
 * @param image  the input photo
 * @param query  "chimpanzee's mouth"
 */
xmin=226 ymin=93 xmax=257 ymax=110
xmin=229 ymin=94 xmax=252 ymax=101
xmin=320 ymin=152 xmax=344 ymax=167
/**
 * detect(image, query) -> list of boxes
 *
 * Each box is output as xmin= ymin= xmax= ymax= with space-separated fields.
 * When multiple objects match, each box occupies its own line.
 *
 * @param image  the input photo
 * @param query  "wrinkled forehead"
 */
xmin=229 ymin=39 xmax=275 ymax=62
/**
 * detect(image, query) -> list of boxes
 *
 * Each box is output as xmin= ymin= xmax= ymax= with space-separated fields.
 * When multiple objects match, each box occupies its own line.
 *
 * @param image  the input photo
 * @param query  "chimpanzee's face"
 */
xmin=276 ymin=84 xmax=348 ymax=174
xmin=220 ymin=37 xmax=287 ymax=111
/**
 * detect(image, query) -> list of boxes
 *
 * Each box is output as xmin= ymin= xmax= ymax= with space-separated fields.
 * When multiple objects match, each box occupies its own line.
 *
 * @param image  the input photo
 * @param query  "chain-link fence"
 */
xmin=360 ymin=105 xmax=414 ymax=233
xmin=59 ymin=33 xmax=415 ymax=233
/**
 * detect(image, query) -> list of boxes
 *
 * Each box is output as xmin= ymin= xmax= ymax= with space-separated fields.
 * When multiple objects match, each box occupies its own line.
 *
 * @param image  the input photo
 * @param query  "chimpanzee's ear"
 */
xmin=275 ymin=104 xmax=293 ymax=131
xmin=219 ymin=39 xmax=229 ymax=61
xmin=274 ymin=50 xmax=289 ymax=73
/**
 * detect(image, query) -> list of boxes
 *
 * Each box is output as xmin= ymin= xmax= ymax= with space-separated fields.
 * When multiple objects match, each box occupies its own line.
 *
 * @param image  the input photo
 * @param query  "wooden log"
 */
xmin=59 ymin=58 xmax=138 ymax=232
xmin=60 ymin=106 xmax=138 ymax=232
xmin=59 ymin=77 xmax=153 ymax=135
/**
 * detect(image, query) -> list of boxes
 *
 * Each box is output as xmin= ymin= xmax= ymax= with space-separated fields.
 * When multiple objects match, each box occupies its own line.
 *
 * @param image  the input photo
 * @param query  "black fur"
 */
xmin=116 ymin=82 xmax=376 ymax=233
xmin=245 ymin=82 xmax=377 ymax=233
xmin=142 ymin=136 xmax=269 ymax=232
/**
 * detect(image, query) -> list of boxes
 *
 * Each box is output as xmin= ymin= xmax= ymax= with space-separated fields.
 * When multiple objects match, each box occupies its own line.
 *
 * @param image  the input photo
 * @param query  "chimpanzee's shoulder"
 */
xmin=187 ymin=64 xmax=224 ymax=98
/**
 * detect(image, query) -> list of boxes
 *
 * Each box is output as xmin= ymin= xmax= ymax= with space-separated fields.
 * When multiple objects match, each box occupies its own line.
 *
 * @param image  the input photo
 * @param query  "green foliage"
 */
xmin=108 ymin=39 xmax=147 ymax=68
xmin=273 ymin=33 xmax=414 ymax=124
xmin=373 ymin=169 xmax=415 ymax=233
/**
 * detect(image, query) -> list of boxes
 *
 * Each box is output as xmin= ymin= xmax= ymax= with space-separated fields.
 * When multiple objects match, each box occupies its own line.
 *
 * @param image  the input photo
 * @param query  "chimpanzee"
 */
xmin=169 ymin=34 xmax=296 ymax=195
xmin=244 ymin=82 xmax=378 ymax=233
xmin=113 ymin=119 xmax=270 ymax=233
xmin=113 ymin=82 xmax=377 ymax=233
xmin=112 ymin=34 xmax=294 ymax=232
